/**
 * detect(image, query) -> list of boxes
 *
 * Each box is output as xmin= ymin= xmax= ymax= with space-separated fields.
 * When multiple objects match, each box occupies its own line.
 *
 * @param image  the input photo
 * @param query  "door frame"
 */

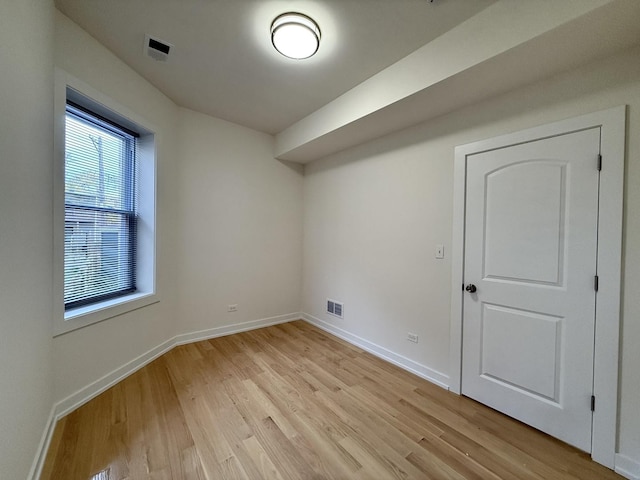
xmin=449 ymin=106 xmax=626 ymax=469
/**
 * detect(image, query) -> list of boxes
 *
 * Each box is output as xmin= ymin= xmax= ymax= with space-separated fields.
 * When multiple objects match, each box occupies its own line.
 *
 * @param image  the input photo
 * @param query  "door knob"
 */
xmin=465 ymin=284 xmax=477 ymax=293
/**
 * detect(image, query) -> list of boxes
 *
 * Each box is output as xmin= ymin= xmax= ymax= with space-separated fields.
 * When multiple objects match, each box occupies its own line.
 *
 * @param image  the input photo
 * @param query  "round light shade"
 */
xmin=271 ymin=13 xmax=320 ymax=60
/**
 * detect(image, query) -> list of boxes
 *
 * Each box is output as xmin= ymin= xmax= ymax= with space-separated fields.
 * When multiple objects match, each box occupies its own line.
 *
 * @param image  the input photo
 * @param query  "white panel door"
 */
xmin=462 ymin=128 xmax=600 ymax=452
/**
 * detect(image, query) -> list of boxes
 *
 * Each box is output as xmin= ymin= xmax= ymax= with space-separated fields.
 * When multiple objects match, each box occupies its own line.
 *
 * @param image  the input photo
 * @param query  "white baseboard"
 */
xmin=54 ymin=337 xmax=176 ymax=420
xmin=302 ymin=312 xmax=450 ymax=390
xmin=174 ymin=312 xmax=300 ymax=346
xmin=616 ymin=454 xmax=640 ymax=480
xmin=30 ymin=312 xmax=302 ymax=480
xmin=27 ymin=405 xmax=57 ymax=480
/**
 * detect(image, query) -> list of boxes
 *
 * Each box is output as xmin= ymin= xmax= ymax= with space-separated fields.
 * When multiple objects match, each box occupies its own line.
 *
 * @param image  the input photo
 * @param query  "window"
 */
xmin=54 ymin=76 xmax=157 ymax=336
xmin=64 ymin=103 xmax=139 ymax=309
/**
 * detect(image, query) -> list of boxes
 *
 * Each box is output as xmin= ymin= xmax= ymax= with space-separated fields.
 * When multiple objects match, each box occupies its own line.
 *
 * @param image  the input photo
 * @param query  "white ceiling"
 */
xmin=54 ymin=0 xmax=496 ymax=134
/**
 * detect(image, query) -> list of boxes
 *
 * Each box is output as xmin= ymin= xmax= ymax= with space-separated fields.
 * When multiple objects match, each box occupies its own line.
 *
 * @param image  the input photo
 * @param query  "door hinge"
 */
xmin=594 ymin=275 xmax=599 ymax=292
xmin=597 ymin=154 xmax=602 ymax=171
xmin=591 ymin=395 xmax=596 ymax=412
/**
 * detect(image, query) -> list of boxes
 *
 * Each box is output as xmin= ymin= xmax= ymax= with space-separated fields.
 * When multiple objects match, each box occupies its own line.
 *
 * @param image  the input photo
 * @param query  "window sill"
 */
xmin=55 ymin=291 xmax=159 ymax=336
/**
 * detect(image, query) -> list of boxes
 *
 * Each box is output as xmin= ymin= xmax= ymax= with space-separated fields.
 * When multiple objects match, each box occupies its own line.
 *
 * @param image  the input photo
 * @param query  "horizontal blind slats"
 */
xmin=64 ymin=106 xmax=138 ymax=310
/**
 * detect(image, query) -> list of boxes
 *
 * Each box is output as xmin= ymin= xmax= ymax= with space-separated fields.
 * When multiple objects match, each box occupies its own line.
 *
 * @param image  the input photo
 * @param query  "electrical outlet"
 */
xmin=228 ymin=304 xmax=238 ymax=312
xmin=407 ymin=333 xmax=419 ymax=343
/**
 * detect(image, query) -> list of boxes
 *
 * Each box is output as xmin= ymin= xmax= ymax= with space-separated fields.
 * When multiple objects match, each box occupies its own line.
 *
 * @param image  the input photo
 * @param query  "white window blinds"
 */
xmin=64 ymin=103 xmax=138 ymax=309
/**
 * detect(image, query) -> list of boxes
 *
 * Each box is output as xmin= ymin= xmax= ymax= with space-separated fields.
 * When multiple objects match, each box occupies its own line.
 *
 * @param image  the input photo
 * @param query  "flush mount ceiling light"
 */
xmin=271 ymin=12 xmax=321 ymax=60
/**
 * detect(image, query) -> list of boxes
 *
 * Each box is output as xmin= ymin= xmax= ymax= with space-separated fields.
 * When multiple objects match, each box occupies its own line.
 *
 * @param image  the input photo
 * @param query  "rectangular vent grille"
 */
xmin=144 ymin=34 xmax=173 ymax=62
xmin=327 ymin=299 xmax=343 ymax=318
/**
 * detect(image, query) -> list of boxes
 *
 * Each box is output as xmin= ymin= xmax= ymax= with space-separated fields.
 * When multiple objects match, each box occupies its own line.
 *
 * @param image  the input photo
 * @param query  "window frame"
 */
xmin=53 ymin=70 xmax=158 ymax=336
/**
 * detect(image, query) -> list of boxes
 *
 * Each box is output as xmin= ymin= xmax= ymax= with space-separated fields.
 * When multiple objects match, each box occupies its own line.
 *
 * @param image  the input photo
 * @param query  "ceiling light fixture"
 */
xmin=271 ymin=12 xmax=321 ymax=60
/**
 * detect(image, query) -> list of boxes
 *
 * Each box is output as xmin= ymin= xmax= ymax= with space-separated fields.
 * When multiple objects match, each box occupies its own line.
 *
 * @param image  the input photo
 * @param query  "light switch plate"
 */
xmin=435 ymin=244 xmax=445 ymax=259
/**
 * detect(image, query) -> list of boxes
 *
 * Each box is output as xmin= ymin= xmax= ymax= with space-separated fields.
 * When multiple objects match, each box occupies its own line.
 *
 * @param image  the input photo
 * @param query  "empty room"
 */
xmin=2 ymin=0 xmax=640 ymax=479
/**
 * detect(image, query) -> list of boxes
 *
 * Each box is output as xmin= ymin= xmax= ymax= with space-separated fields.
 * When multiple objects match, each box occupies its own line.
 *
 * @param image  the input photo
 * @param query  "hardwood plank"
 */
xmin=289 ymin=410 xmax=362 ymax=478
xmin=41 ymin=320 xmax=623 ymax=479
xmin=243 ymin=435 xmax=286 ymax=480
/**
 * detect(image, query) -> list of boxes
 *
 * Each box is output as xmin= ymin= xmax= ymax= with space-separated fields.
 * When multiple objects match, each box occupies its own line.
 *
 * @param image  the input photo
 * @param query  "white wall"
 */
xmin=175 ymin=108 xmax=303 ymax=332
xmin=303 ymin=45 xmax=640 ymax=463
xmin=303 ymin=134 xmax=453 ymax=378
xmin=52 ymin=11 xmax=180 ymax=402
xmin=0 ymin=0 xmax=55 ymax=478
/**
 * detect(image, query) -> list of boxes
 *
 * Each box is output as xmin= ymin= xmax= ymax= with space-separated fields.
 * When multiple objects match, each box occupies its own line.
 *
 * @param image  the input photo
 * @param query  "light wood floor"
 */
xmin=42 ymin=321 xmax=622 ymax=480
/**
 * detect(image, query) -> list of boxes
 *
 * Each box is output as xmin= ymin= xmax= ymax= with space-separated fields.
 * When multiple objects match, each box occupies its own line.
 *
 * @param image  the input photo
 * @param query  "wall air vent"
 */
xmin=327 ymin=299 xmax=344 ymax=319
xmin=144 ymin=34 xmax=173 ymax=62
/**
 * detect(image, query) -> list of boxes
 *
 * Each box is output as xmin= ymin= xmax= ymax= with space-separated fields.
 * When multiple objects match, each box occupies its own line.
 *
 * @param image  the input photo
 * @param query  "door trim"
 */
xmin=449 ymin=106 xmax=626 ymax=469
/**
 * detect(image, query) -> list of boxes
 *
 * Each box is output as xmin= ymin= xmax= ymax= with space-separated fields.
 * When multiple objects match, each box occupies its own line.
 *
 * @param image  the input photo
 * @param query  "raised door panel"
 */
xmin=480 ymin=303 xmax=561 ymax=402
xmin=484 ymin=161 xmax=566 ymax=286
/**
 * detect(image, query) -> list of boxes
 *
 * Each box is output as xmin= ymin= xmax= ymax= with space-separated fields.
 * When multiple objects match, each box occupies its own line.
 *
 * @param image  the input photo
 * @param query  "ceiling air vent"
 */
xmin=144 ymin=34 xmax=173 ymax=62
xmin=327 ymin=299 xmax=344 ymax=319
